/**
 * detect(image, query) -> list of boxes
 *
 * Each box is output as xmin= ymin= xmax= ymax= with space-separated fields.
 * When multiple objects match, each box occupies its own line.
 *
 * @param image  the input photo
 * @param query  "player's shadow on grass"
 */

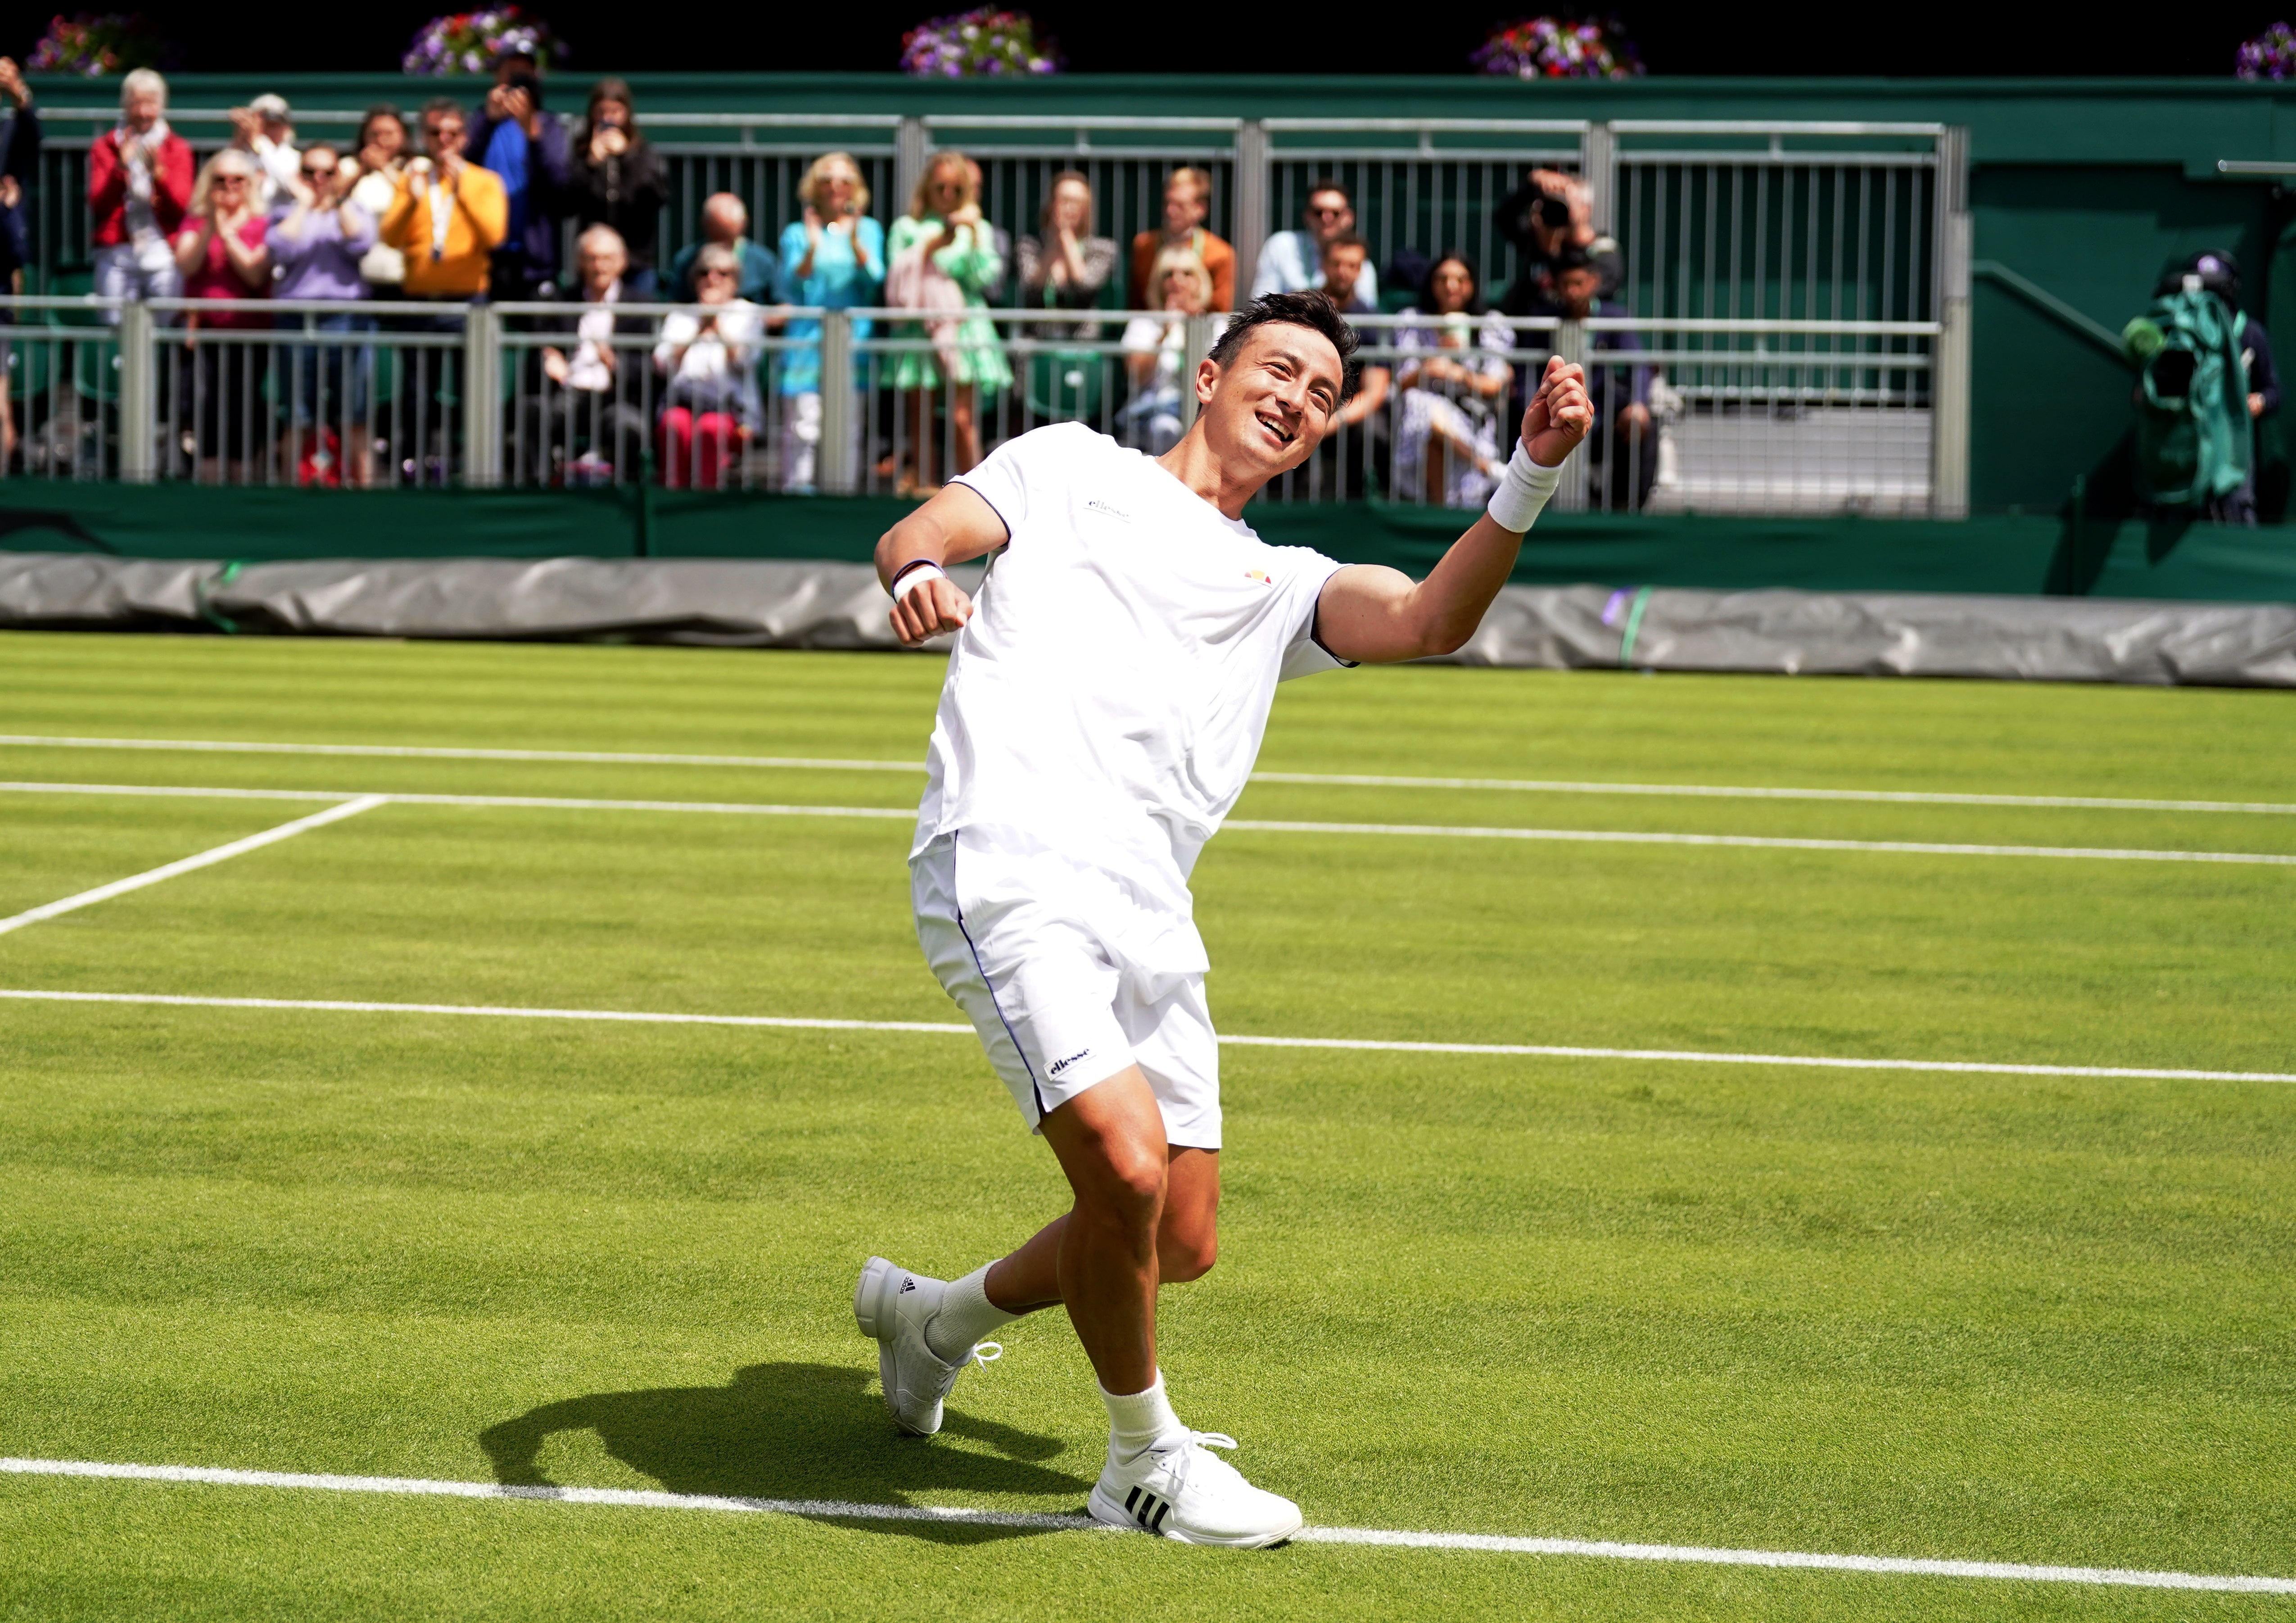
xmin=478 ymin=1361 xmax=1089 ymax=1545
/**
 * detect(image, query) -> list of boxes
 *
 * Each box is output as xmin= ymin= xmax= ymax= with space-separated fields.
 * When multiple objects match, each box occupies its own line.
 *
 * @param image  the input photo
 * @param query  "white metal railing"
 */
xmin=2 ymin=114 xmax=1971 ymax=513
xmin=0 ymin=295 xmax=1944 ymax=517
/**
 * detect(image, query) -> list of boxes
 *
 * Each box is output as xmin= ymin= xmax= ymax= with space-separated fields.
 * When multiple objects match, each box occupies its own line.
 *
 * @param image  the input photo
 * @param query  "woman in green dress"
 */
xmin=886 ymin=151 xmax=1012 ymax=492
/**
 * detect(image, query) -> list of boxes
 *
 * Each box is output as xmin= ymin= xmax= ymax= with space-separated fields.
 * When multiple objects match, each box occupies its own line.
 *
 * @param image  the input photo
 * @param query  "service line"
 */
xmin=4 ymin=988 xmax=2290 ymax=1086
xmin=2 ymin=1456 xmax=2289 ymax=1594
xmin=4 ymin=781 xmax=2294 ymax=866
xmin=2 ymin=734 xmax=2289 ymax=816
xmin=0 ymin=797 xmax=388 ymax=937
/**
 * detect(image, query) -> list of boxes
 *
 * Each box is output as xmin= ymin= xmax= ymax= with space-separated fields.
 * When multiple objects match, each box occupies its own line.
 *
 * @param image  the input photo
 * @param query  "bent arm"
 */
xmin=874 ymin=481 xmax=1010 ymax=645
xmin=1315 ymin=356 xmax=1591 ymax=663
xmin=1311 ymin=516 xmax=1529 ymax=664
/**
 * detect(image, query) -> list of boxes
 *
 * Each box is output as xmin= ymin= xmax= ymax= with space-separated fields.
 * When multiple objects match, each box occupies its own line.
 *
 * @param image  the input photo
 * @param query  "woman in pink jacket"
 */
xmin=87 ymin=68 xmax=194 ymax=313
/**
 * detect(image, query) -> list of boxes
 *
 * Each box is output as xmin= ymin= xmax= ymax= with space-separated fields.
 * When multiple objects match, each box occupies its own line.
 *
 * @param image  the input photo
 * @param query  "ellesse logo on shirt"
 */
xmin=1085 ymin=499 xmax=1131 ymax=521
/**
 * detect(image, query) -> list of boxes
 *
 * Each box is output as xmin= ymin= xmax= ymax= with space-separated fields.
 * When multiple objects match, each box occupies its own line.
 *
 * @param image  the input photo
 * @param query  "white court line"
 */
xmin=0 ymin=734 xmax=919 ymax=774
xmin=0 ymin=797 xmax=388 ymax=937
xmin=5 ymin=988 xmax=2290 ymax=1085
xmin=4 ymin=734 xmax=2290 ymax=817
xmin=2 ymin=1457 xmax=2289 ymax=1594
xmin=5 ymin=780 xmax=2295 ymax=866
xmin=1225 ymin=817 xmax=2296 ymax=866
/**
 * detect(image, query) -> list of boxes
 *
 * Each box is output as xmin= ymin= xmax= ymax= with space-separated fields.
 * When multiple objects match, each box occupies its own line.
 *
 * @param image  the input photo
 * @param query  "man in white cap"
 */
xmin=231 ymin=93 xmax=300 ymax=210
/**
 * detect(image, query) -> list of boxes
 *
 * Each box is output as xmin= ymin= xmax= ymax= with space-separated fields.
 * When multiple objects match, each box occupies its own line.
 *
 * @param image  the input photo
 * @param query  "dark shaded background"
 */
xmin=3 ymin=2 xmax=2293 ymax=76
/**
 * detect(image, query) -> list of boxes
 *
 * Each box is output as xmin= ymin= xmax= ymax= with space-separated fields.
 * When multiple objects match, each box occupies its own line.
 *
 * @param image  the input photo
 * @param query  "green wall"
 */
xmin=6 ymin=485 xmax=2292 ymax=605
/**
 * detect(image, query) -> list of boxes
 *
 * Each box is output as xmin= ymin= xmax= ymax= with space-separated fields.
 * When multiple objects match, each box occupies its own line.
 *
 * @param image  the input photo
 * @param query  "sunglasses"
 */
xmin=1306 ymin=204 xmax=1349 ymax=218
xmin=302 ymin=166 xmax=334 ymax=179
xmin=698 ymin=267 xmax=736 ymax=279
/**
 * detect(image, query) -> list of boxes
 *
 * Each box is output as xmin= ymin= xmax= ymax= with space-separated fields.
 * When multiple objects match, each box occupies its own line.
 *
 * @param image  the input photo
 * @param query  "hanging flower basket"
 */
xmin=900 ymin=7 xmax=1062 ymax=77
xmin=2237 ymin=21 xmax=2296 ymax=79
xmin=402 ymin=8 xmax=568 ymax=77
xmin=26 ymin=13 xmax=169 ymax=76
xmin=1472 ymin=15 xmax=1644 ymax=80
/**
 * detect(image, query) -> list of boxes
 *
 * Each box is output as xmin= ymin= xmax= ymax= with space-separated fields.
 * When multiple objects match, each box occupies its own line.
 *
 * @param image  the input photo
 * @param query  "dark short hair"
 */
xmin=1306 ymin=177 xmax=1351 ymax=206
xmin=422 ymin=96 xmax=465 ymax=127
xmin=1552 ymin=245 xmax=1598 ymax=279
xmin=1320 ymin=231 xmax=1367 ymax=259
xmin=1207 ymin=291 xmax=1361 ymax=404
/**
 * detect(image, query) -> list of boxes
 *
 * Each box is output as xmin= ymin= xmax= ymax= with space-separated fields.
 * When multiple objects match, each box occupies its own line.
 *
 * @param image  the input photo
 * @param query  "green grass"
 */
xmin=0 ymin=630 xmax=2292 ymax=1621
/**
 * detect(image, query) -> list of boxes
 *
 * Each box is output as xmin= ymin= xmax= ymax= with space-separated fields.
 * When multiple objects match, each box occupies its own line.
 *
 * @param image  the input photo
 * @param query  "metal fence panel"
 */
xmin=0 ymin=295 xmax=124 ymax=482
xmin=1264 ymin=119 xmax=1586 ymax=309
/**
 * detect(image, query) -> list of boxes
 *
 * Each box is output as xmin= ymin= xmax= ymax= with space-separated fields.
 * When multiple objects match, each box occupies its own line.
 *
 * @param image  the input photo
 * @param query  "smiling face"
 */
xmin=1428 ymin=258 xmax=1474 ymax=316
xmin=424 ymin=111 xmax=466 ymax=159
xmin=819 ymin=163 xmax=859 ymax=215
xmin=1159 ymin=265 xmax=1208 ymax=315
xmin=1304 ymin=189 xmax=1352 ymax=244
xmin=124 ymin=87 xmax=163 ymax=132
xmin=1163 ymin=179 xmax=1207 ymax=236
xmin=1198 ymin=321 xmax=1346 ymax=482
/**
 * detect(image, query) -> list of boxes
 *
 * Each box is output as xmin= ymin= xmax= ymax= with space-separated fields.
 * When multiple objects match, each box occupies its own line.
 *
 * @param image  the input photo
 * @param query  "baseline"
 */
xmin=6 ymin=735 xmax=2293 ymax=816
xmin=3 ymin=1457 xmax=2290 ymax=1594
xmin=0 ymin=797 xmax=389 ymax=938
xmin=1225 ymin=817 xmax=2296 ymax=867
xmin=5 ymin=782 xmax=2294 ymax=866
xmin=4 ymin=988 xmax=2290 ymax=1086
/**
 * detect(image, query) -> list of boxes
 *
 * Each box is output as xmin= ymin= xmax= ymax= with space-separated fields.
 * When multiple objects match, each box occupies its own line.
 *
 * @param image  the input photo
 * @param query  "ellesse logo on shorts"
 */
xmin=1047 ymin=1048 xmax=1092 ymax=1077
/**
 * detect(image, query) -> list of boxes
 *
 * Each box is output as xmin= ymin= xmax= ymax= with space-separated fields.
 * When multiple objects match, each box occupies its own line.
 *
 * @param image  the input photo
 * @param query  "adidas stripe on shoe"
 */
xmin=1088 ymin=1430 xmax=1302 ymax=1549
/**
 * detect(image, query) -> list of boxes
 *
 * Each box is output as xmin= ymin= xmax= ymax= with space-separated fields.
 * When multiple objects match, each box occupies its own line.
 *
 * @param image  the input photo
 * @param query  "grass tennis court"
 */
xmin=2 ymin=629 xmax=2293 ymax=1620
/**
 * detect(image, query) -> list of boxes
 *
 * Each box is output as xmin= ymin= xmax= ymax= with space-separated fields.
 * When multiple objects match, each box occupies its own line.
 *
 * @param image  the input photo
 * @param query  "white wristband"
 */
xmin=1484 ymin=443 xmax=1564 ymax=534
xmin=890 ymin=561 xmax=947 ymax=601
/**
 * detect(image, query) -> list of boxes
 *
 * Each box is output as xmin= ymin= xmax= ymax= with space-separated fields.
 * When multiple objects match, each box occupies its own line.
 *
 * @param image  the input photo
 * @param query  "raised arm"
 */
xmin=875 ymin=481 xmax=1011 ymax=646
xmin=1314 ymin=356 xmax=1592 ymax=664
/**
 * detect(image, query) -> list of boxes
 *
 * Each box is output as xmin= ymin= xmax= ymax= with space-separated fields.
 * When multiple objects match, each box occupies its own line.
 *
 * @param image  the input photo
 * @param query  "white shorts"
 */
xmin=911 ymin=830 xmax=1221 ymax=1149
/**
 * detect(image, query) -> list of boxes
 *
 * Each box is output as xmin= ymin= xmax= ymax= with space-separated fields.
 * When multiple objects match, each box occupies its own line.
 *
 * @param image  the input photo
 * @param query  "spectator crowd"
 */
xmin=8 ymin=58 xmax=1654 ymax=503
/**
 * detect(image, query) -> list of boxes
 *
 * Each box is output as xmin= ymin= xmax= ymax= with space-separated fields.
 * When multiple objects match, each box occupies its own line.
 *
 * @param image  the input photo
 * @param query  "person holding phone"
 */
xmin=562 ymin=79 xmax=666 ymax=294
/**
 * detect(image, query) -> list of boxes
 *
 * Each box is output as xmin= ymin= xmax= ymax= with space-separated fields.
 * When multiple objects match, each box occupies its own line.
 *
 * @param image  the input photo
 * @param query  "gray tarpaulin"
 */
xmin=3 ymin=552 xmax=2293 ymax=686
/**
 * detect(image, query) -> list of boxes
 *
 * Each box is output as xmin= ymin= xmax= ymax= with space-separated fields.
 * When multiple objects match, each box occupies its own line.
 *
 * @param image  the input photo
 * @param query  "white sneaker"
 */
xmin=1088 ymin=1431 xmax=1304 ymax=1548
xmin=852 ymin=1256 xmax=999 ymax=1436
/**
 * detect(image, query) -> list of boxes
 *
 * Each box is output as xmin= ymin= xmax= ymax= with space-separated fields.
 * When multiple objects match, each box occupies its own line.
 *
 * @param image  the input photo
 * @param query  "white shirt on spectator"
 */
xmin=1251 ymin=228 xmax=1378 ymax=306
xmin=1119 ymin=313 xmax=1229 ymax=390
xmin=564 ymin=282 xmax=624 ymax=393
xmin=655 ymin=301 xmax=763 ymax=383
xmin=249 ymin=134 xmax=301 ymax=212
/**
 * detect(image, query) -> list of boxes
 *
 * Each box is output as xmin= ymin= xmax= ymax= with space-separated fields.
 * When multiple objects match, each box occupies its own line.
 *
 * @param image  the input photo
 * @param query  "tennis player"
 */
xmin=855 ymin=290 xmax=1591 ymax=1547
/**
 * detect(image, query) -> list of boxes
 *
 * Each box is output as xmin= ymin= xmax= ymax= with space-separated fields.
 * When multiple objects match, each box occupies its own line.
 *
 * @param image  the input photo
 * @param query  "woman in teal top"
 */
xmin=773 ymin=151 xmax=885 ymax=493
xmin=886 ymin=151 xmax=1011 ymax=490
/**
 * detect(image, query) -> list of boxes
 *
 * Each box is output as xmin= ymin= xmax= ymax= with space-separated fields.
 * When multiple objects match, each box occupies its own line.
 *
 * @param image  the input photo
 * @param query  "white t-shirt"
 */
xmin=916 ymin=422 xmax=1350 ymax=964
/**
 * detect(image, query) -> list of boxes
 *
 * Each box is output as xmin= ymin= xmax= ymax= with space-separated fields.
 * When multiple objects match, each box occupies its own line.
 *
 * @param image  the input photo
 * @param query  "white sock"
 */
xmin=1100 ymin=1371 xmax=1186 ymax=1463
xmin=924 ymin=1264 xmax=1020 ymax=1363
